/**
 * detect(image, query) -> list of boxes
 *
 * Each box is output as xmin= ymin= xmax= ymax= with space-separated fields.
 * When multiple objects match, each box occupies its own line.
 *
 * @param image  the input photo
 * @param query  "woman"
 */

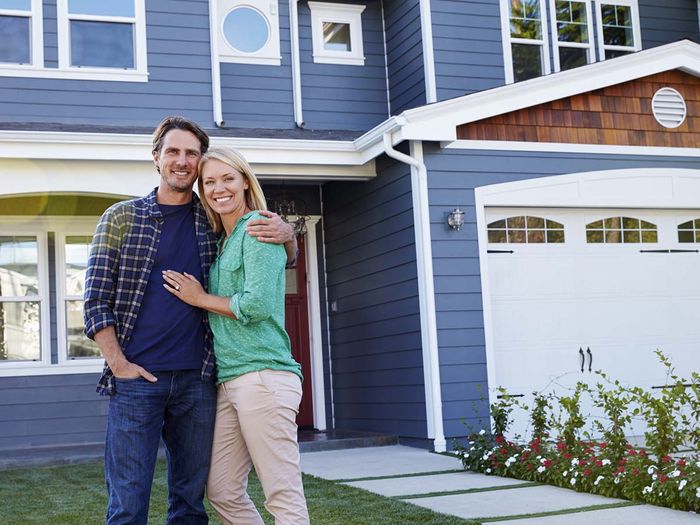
xmin=162 ymin=147 xmax=309 ymax=525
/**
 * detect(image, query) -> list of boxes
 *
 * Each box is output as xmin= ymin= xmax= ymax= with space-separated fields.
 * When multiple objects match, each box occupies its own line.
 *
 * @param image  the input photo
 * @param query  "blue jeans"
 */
xmin=105 ymin=370 xmax=217 ymax=525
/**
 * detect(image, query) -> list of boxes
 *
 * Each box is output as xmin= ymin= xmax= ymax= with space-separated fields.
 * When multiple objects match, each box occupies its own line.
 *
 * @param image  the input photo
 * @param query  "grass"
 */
xmin=0 ymin=459 xmax=478 ymax=525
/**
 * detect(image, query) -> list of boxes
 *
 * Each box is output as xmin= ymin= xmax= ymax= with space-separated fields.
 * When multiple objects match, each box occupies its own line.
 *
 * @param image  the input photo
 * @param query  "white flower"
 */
xmin=537 ymin=466 xmax=546 ymax=473
xmin=470 ymin=446 xmax=475 ymax=451
xmin=540 ymin=458 xmax=547 ymax=464
xmin=594 ymin=476 xmax=604 ymax=486
xmin=652 ymin=473 xmax=658 ymax=481
xmin=479 ymin=429 xmax=486 ymax=435
xmin=601 ymin=459 xmax=611 ymax=466
xmin=679 ymin=480 xmax=687 ymax=491
xmin=643 ymin=486 xmax=653 ymax=495
xmin=695 ymin=487 xmax=700 ymax=498
xmin=536 ymin=455 xmax=542 ymax=460
xmin=614 ymin=476 xmax=621 ymax=485
xmin=485 ymin=468 xmax=492 ymax=474
xmin=570 ymin=478 xmax=577 ymax=485
xmin=571 ymin=458 xmax=579 ymax=466
xmin=563 ymin=470 xmax=568 ymax=477
xmin=469 ymin=441 xmax=475 ymax=445
xmin=670 ymin=470 xmax=681 ymax=478
xmin=647 ymin=466 xmax=656 ymax=475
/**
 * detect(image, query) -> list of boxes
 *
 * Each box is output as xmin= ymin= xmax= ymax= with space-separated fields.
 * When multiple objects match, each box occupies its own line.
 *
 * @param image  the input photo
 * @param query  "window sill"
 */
xmin=219 ymin=55 xmax=282 ymax=66
xmin=0 ymin=65 xmax=149 ymax=82
xmin=0 ymin=361 xmax=103 ymax=377
xmin=312 ymin=54 xmax=365 ymax=66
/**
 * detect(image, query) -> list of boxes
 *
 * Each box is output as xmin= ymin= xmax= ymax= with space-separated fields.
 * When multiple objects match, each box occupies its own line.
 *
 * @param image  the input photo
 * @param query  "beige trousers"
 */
xmin=207 ymin=369 xmax=310 ymax=525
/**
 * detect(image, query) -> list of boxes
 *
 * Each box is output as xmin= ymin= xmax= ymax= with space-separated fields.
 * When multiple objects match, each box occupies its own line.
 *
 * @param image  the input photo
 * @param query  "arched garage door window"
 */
xmin=487 ymin=215 xmax=565 ymax=243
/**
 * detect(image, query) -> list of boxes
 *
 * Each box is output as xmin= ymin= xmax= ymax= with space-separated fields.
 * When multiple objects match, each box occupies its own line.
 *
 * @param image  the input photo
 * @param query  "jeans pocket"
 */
xmin=258 ymin=370 xmax=302 ymax=412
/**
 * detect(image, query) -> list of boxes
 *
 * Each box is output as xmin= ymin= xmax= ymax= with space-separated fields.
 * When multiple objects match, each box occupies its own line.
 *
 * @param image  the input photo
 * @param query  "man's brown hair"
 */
xmin=152 ymin=116 xmax=210 ymax=156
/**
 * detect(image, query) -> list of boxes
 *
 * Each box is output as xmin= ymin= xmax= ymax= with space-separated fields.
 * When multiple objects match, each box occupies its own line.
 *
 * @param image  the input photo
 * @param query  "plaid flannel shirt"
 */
xmin=84 ymin=188 xmax=218 ymax=395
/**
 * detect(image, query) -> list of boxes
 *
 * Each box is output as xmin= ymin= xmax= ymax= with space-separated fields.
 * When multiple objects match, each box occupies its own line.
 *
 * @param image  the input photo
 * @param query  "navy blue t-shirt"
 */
xmin=125 ymin=202 xmax=205 ymax=372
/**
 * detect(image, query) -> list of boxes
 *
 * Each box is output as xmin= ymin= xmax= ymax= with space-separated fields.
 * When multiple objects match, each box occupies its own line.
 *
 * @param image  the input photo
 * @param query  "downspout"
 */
xmin=209 ymin=0 xmax=225 ymax=127
xmin=419 ymin=0 xmax=437 ymax=104
xmin=382 ymin=133 xmax=446 ymax=452
xmin=290 ymin=0 xmax=305 ymax=127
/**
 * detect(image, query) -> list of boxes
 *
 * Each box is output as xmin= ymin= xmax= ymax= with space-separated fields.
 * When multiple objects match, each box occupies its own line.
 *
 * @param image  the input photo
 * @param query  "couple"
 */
xmin=84 ymin=116 xmax=309 ymax=525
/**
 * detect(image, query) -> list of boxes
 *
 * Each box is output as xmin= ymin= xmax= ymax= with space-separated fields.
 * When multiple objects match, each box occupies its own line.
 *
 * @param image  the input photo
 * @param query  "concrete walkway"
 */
xmin=300 ymin=445 xmax=698 ymax=524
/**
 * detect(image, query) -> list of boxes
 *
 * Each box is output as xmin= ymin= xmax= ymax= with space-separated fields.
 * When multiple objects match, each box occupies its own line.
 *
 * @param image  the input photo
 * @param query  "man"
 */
xmin=84 ymin=116 xmax=296 ymax=525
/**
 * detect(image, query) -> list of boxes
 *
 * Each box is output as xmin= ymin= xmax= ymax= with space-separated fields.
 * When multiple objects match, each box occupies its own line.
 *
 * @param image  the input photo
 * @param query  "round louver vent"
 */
xmin=651 ymin=87 xmax=686 ymax=129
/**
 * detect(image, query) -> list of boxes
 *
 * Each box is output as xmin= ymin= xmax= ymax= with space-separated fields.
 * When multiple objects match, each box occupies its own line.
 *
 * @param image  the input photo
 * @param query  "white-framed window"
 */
xmin=308 ymin=1 xmax=366 ymax=66
xmin=217 ymin=0 xmax=281 ymax=66
xmin=550 ymin=0 xmax=594 ymax=72
xmin=677 ymin=219 xmax=700 ymax=243
xmin=586 ymin=216 xmax=657 ymax=243
xmin=55 ymin=231 xmax=100 ymax=366
xmin=0 ymin=0 xmax=43 ymax=67
xmin=501 ymin=0 xmax=550 ymax=83
xmin=488 ymin=216 xmax=565 ymax=243
xmin=595 ymin=0 xmax=641 ymax=59
xmin=0 ymin=228 xmax=50 ymax=370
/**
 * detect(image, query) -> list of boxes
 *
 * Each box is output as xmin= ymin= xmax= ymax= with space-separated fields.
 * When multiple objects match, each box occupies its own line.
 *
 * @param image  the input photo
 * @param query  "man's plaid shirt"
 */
xmin=84 ymin=188 xmax=218 ymax=395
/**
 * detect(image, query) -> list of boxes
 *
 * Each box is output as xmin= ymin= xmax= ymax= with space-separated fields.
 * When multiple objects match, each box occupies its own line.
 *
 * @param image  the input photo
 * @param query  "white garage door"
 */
xmin=486 ymin=207 xmax=700 ymax=438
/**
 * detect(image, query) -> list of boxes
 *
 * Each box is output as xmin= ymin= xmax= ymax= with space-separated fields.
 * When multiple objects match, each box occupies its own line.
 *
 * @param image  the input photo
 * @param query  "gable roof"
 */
xmin=389 ymin=40 xmax=700 ymax=144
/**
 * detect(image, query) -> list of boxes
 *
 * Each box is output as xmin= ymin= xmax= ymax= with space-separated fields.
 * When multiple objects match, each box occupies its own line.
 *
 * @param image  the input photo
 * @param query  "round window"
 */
xmin=222 ymin=6 xmax=269 ymax=54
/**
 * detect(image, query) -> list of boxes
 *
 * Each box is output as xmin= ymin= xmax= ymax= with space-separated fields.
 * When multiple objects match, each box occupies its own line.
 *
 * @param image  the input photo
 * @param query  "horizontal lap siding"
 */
xmin=423 ymin=144 xmax=700 ymax=438
xmin=0 ymin=374 xmax=107 ymax=450
xmin=431 ymin=0 xmax=505 ymax=101
xmin=220 ymin=2 xmax=295 ymax=129
xmin=298 ymin=1 xmax=388 ymax=130
xmin=0 ymin=0 xmax=213 ymax=127
xmin=639 ymin=0 xmax=700 ymax=49
xmin=323 ymin=154 xmax=426 ymax=438
xmin=384 ymin=0 xmax=426 ymax=114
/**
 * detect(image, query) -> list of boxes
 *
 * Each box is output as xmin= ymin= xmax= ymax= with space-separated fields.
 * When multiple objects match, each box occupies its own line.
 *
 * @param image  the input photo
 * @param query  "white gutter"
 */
xmin=419 ymin=0 xmax=437 ymax=104
xmin=290 ymin=0 xmax=304 ymax=127
xmin=208 ymin=0 xmax=225 ymax=127
xmin=382 ymin=133 xmax=446 ymax=453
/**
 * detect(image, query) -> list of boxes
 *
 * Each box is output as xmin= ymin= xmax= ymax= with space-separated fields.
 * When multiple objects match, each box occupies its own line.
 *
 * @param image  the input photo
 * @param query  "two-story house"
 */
xmin=1 ymin=0 xmax=699 ymax=454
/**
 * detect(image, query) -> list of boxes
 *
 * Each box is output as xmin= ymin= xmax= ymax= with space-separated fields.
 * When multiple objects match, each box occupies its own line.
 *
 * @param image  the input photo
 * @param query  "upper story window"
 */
xmin=550 ymin=0 xmax=594 ymax=72
xmin=217 ymin=0 xmax=281 ymax=65
xmin=0 ymin=0 xmax=147 ymax=81
xmin=308 ymin=1 xmax=366 ymax=66
xmin=0 ymin=0 xmax=42 ymax=66
xmin=505 ymin=0 xmax=550 ymax=82
xmin=596 ymin=1 xmax=641 ymax=59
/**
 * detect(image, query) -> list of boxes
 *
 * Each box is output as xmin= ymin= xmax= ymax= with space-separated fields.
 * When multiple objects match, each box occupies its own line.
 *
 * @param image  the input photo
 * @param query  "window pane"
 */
xmin=0 ymin=15 xmax=29 ymax=64
xmin=65 ymin=236 xmax=92 ymax=296
xmin=603 ymin=26 xmax=633 ymax=47
xmin=615 ymin=5 xmax=631 ymax=26
xmin=559 ymin=47 xmax=588 ymax=70
xmin=623 ymin=230 xmax=639 ymax=243
xmin=510 ymin=0 xmax=542 ymax=39
xmin=678 ymin=220 xmax=693 ymax=229
xmin=641 ymin=231 xmax=658 ymax=243
xmin=0 ymin=0 xmax=31 ymax=10
xmin=323 ymin=22 xmax=351 ymax=52
xmin=604 ymin=217 xmax=621 ymax=229
xmin=66 ymin=300 xmax=100 ymax=358
xmin=71 ymin=20 xmax=134 ymax=68
xmin=586 ymin=230 xmax=604 ymax=243
xmin=223 ymin=6 xmax=269 ymax=53
xmin=605 ymin=230 xmax=622 ymax=243
xmin=547 ymin=230 xmax=565 ymax=243
xmin=506 ymin=216 xmax=526 ymax=228
xmin=678 ymin=230 xmax=694 ymax=243
xmin=622 ymin=217 xmax=640 ymax=229
xmin=0 ymin=301 xmax=40 ymax=361
xmin=557 ymin=21 xmax=588 ymax=43
xmin=528 ymin=230 xmax=545 ymax=243
xmin=0 ymin=236 xmax=38 ymax=297
xmin=488 ymin=230 xmax=507 ymax=243
xmin=508 ymin=230 xmax=526 ymax=243
xmin=68 ymin=0 xmax=135 ymax=17
xmin=527 ymin=216 xmax=545 ymax=228
xmin=488 ymin=219 xmax=506 ymax=229
xmin=512 ymin=43 xmax=542 ymax=82
xmin=605 ymin=49 xmax=632 ymax=59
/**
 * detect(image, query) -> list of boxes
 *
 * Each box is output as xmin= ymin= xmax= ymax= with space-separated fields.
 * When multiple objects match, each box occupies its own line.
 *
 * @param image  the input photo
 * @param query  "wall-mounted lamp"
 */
xmin=270 ymin=190 xmax=309 ymax=236
xmin=447 ymin=208 xmax=465 ymax=231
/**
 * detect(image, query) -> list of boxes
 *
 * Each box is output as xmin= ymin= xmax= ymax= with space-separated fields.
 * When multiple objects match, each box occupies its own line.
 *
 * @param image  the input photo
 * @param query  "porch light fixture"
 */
xmin=270 ymin=190 xmax=309 ymax=236
xmin=447 ymin=208 xmax=465 ymax=231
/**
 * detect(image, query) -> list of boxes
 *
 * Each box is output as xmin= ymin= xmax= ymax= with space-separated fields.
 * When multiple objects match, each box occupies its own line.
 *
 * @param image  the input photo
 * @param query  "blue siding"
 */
xmin=0 ymin=0 xmax=213 ymax=127
xmin=431 ymin=0 xmax=505 ymax=101
xmin=323 ymin=154 xmax=427 ymax=439
xmin=639 ymin=0 xmax=700 ymax=50
xmin=423 ymin=144 xmax=700 ymax=438
xmin=298 ymin=1 xmax=388 ymax=130
xmin=383 ymin=0 xmax=426 ymax=114
xmin=0 ymin=374 xmax=107 ymax=450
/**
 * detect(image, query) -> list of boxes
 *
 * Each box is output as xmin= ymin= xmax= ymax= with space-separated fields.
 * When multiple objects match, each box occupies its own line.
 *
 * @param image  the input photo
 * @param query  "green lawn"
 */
xmin=0 ymin=460 xmax=477 ymax=524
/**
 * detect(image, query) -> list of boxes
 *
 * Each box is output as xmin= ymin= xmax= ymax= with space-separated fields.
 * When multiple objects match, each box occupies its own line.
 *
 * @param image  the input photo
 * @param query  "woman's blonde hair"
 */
xmin=197 ymin=147 xmax=267 ymax=234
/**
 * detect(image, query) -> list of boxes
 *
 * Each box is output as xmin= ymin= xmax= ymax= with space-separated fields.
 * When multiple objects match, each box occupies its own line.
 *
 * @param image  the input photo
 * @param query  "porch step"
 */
xmin=298 ymin=429 xmax=398 ymax=453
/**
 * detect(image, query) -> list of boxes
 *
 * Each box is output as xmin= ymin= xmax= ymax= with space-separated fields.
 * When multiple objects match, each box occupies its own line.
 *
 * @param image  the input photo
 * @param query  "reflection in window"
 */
xmin=586 ymin=217 xmax=657 ymax=243
xmin=0 ymin=236 xmax=41 ymax=361
xmin=509 ymin=0 xmax=546 ymax=81
xmin=0 ymin=0 xmax=32 ymax=65
xmin=488 ymin=216 xmax=565 ymax=243
xmin=553 ymin=0 xmax=592 ymax=71
xmin=678 ymin=219 xmax=700 ymax=243
xmin=64 ymin=236 xmax=99 ymax=359
xmin=598 ymin=2 xmax=637 ymax=59
xmin=323 ymin=22 xmax=351 ymax=51
xmin=223 ymin=6 xmax=270 ymax=54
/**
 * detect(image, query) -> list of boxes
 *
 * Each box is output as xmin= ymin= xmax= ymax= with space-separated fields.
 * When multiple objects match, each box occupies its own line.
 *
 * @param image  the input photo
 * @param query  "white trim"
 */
xmin=549 ymin=0 xmax=595 ymax=72
xmin=217 ymin=0 xmax=281 ymax=66
xmin=301 ymin=216 xmax=327 ymax=430
xmin=499 ymin=0 xmax=551 ymax=84
xmin=55 ymin=0 xmax=148 ymax=81
xmin=595 ymin=0 xmax=642 ymax=60
xmin=319 ymin=186 xmax=335 ymax=428
xmin=209 ymin=0 xmax=225 ymax=127
xmin=443 ymin=139 xmax=700 ymax=158
xmin=419 ymin=0 xmax=437 ymax=103
xmin=308 ymin=1 xmax=366 ymax=66
xmin=289 ymin=0 xmax=304 ymax=127
xmin=380 ymin=0 xmax=391 ymax=115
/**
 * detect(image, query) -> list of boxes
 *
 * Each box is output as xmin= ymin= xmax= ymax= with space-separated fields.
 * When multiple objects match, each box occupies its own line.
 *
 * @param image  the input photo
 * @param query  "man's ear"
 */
xmin=152 ymin=150 xmax=161 ymax=172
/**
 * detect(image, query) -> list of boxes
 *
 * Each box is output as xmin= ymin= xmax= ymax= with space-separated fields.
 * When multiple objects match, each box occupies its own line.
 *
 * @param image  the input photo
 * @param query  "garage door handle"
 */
xmin=487 ymin=250 xmax=514 ymax=254
xmin=579 ymin=347 xmax=585 ymax=373
xmin=640 ymin=249 xmax=699 ymax=253
xmin=586 ymin=347 xmax=593 ymax=372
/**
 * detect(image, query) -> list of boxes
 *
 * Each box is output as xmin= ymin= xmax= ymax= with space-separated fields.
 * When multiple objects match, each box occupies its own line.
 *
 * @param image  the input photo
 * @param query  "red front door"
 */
xmin=285 ymin=236 xmax=314 ymax=428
